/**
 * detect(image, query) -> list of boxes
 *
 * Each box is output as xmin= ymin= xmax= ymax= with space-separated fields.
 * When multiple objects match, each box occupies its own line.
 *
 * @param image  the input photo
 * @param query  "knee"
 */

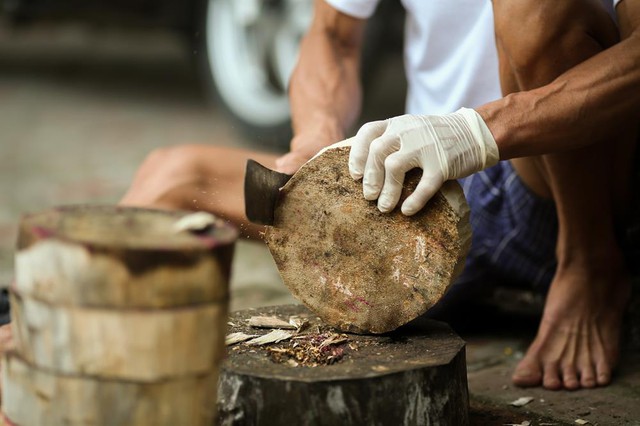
xmin=124 ymin=144 xmax=212 ymax=208
xmin=494 ymin=0 xmax=618 ymax=86
xmin=137 ymin=144 xmax=205 ymax=182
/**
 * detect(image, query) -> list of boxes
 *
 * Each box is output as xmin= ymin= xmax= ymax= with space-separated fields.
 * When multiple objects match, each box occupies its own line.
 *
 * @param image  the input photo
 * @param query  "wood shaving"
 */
xmin=173 ymin=212 xmax=217 ymax=233
xmin=248 ymin=316 xmax=296 ymax=329
xmin=289 ymin=316 xmax=309 ymax=331
xmin=246 ymin=330 xmax=294 ymax=346
xmin=509 ymin=396 xmax=534 ymax=407
xmin=574 ymin=420 xmax=589 ymax=425
xmin=371 ymin=365 xmax=390 ymax=372
xmin=226 ymin=332 xmax=258 ymax=346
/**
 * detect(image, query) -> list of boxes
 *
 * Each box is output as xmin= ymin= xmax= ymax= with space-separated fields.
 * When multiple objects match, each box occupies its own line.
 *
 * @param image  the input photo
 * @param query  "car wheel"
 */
xmin=196 ymin=0 xmax=313 ymax=150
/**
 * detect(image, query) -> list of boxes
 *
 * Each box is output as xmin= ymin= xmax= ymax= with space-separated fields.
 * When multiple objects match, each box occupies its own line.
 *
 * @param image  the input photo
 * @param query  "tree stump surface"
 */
xmin=265 ymin=147 xmax=471 ymax=333
xmin=218 ymin=304 xmax=469 ymax=426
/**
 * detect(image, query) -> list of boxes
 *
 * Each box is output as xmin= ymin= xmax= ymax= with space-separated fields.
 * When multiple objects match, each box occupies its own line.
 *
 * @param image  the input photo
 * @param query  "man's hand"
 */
xmin=348 ymin=108 xmax=499 ymax=215
xmin=275 ymin=131 xmax=338 ymax=174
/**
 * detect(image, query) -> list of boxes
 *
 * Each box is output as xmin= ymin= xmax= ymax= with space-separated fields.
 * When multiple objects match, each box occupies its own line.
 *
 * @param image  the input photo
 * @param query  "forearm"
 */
xmin=288 ymin=0 xmax=365 ymax=156
xmin=478 ymin=27 xmax=640 ymax=159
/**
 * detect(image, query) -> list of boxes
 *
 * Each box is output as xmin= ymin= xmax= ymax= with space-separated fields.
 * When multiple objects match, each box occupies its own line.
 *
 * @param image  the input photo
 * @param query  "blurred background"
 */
xmin=0 ymin=0 xmax=405 ymax=307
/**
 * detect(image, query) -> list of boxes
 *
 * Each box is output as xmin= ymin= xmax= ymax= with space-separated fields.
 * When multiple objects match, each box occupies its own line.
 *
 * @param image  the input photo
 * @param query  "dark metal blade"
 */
xmin=244 ymin=159 xmax=293 ymax=226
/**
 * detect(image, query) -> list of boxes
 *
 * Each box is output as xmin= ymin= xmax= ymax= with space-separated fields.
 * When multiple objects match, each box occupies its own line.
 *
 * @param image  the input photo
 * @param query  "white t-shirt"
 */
xmin=326 ymin=0 xmax=621 ymax=115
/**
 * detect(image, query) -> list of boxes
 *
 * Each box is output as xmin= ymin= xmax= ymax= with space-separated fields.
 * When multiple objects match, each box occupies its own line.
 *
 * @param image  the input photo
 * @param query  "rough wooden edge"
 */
xmin=11 ymin=291 xmax=227 ymax=382
xmin=438 ymin=180 xmax=472 ymax=285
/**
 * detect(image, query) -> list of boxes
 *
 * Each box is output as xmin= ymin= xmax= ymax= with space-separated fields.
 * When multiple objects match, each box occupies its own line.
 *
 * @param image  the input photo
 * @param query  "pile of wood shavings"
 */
xmin=267 ymin=332 xmax=350 ymax=367
xmin=226 ymin=315 xmax=354 ymax=367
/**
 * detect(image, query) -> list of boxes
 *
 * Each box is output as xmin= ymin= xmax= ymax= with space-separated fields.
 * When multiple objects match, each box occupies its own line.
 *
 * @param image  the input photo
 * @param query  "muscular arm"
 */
xmin=276 ymin=0 xmax=366 ymax=174
xmin=478 ymin=0 xmax=640 ymax=159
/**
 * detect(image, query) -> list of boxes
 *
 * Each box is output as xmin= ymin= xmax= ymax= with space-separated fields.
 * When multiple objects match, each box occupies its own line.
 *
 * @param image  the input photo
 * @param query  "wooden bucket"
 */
xmin=3 ymin=206 xmax=237 ymax=425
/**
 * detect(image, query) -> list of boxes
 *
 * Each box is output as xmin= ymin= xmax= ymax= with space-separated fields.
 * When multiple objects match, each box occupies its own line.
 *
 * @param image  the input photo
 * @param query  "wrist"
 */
xmin=290 ymin=116 xmax=345 ymax=156
xmin=451 ymin=108 xmax=500 ymax=176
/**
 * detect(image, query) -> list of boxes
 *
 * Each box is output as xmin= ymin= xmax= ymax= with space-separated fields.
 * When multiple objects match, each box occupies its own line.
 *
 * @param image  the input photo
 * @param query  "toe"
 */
xmin=596 ymin=359 xmax=612 ymax=386
xmin=578 ymin=359 xmax=597 ymax=388
xmin=561 ymin=365 xmax=579 ymax=390
xmin=542 ymin=362 xmax=562 ymax=390
xmin=512 ymin=358 xmax=542 ymax=387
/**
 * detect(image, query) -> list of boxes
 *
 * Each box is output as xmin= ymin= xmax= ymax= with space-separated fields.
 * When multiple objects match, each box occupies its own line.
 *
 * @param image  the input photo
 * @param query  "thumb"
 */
xmin=275 ymin=152 xmax=309 ymax=174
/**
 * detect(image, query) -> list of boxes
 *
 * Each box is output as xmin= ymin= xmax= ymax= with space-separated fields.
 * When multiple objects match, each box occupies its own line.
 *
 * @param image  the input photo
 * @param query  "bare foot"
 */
xmin=512 ymin=258 xmax=630 ymax=390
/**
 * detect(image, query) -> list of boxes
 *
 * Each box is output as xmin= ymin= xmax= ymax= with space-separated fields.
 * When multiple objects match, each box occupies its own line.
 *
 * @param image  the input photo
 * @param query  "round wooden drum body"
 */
xmin=4 ymin=205 xmax=237 ymax=425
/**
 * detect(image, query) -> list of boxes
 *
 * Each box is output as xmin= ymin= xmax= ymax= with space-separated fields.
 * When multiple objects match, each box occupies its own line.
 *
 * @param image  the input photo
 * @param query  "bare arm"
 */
xmin=478 ymin=0 xmax=640 ymax=159
xmin=276 ymin=0 xmax=366 ymax=174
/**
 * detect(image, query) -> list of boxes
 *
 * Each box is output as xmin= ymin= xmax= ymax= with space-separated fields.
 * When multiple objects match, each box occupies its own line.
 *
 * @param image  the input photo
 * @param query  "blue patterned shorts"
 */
xmin=445 ymin=161 xmax=559 ymax=303
xmin=428 ymin=158 xmax=640 ymax=317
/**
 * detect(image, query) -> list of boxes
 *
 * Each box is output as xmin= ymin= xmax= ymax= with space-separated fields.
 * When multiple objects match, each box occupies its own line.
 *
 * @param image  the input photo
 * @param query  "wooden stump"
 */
xmin=4 ymin=205 xmax=237 ymax=425
xmin=218 ymin=305 xmax=469 ymax=426
xmin=265 ymin=146 xmax=471 ymax=333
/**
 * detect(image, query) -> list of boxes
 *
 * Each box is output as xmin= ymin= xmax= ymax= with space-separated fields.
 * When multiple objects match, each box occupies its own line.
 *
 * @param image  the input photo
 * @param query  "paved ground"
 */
xmin=1 ymin=21 xmax=639 ymax=425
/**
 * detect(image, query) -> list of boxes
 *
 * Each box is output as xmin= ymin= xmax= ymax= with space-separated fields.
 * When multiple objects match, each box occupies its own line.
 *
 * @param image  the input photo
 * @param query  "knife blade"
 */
xmin=244 ymin=159 xmax=293 ymax=226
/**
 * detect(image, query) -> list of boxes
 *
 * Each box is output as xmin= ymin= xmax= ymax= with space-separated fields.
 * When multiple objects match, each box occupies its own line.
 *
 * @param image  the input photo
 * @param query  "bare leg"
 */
xmin=120 ymin=144 xmax=279 ymax=239
xmin=493 ymin=0 xmax=636 ymax=389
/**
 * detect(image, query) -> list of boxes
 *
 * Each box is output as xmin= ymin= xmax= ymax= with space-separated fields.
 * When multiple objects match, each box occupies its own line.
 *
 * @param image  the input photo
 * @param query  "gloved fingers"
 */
xmin=376 ymin=151 xmax=416 ymax=213
xmin=349 ymin=120 xmax=388 ymax=180
xmin=400 ymin=173 xmax=444 ymax=216
xmin=363 ymin=134 xmax=401 ymax=201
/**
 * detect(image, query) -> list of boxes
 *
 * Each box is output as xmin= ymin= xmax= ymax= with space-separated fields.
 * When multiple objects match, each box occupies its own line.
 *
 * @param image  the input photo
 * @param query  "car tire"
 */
xmin=193 ymin=0 xmax=313 ymax=151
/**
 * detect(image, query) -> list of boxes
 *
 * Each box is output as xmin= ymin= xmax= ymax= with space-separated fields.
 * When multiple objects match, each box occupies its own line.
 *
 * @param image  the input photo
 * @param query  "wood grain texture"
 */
xmin=10 ymin=291 xmax=226 ymax=381
xmin=218 ymin=305 xmax=469 ymax=426
xmin=265 ymin=147 xmax=471 ymax=333
xmin=2 ymin=353 xmax=218 ymax=426
xmin=15 ymin=205 xmax=236 ymax=308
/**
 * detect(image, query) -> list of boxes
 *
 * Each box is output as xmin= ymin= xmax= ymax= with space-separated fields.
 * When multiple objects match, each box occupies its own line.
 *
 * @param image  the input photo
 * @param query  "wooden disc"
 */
xmin=15 ymin=205 xmax=237 ymax=308
xmin=265 ymin=147 xmax=470 ymax=333
xmin=2 ymin=352 xmax=218 ymax=426
xmin=218 ymin=305 xmax=469 ymax=425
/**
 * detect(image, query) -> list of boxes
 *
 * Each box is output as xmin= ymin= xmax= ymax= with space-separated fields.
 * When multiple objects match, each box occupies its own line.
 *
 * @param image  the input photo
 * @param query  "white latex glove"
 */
xmin=348 ymin=108 xmax=499 ymax=215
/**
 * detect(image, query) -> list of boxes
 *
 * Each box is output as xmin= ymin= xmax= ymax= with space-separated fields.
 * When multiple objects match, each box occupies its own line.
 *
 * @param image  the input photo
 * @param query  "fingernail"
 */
xmin=401 ymin=205 xmax=416 ymax=216
xmin=377 ymin=199 xmax=393 ymax=213
xmin=363 ymin=184 xmax=379 ymax=200
xmin=350 ymin=170 xmax=363 ymax=180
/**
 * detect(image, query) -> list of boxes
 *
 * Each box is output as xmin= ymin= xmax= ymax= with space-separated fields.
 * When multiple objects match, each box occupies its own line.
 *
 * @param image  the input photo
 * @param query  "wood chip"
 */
xmin=226 ymin=332 xmax=258 ymax=346
xmin=289 ymin=316 xmax=309 ymax=331
xmin=509 ymin=396 xmax=534 ymax=407
xmin=248 ymin=316 xmax=296 ymax=329
xmin=246 ymin=330 xmax=294 ymax=346
xmin=575 ymin=420 xmax=589 ymax=425
xmin=173 ymin=212 xmax=217 ymax=233
xmin=504 ymin=422 xmax=530 ymax=426
xmin=319 ymin=334 xmax=349 ymax=349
